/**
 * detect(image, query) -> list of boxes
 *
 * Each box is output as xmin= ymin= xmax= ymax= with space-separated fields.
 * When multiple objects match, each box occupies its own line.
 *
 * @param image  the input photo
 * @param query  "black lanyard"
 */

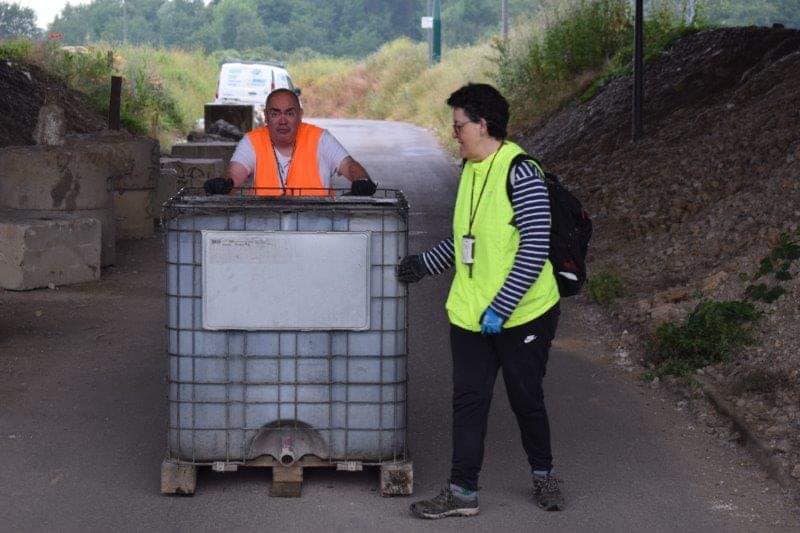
xmin=270 ymin=137 xmax=296 ymax=193
xmin=467 ymin=143 xmax=502 ymax=236
xmin=271 ymin=145 xmax=286 ymax=189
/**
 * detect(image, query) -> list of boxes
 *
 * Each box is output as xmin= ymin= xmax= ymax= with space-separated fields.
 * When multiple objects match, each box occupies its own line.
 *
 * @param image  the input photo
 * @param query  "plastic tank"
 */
xmin=162 ymin=190 xmax=408 ymax=466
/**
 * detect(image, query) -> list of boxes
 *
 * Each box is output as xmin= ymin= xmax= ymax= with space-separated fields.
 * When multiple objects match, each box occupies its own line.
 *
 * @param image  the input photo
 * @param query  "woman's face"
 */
xmin=452 ymin=107 xmax=483 ymax=161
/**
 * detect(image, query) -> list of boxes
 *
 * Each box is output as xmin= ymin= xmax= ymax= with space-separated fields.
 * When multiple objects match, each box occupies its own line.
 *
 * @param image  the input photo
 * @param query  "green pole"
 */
xmin=432 ymin=0 xmax=441 ymax=64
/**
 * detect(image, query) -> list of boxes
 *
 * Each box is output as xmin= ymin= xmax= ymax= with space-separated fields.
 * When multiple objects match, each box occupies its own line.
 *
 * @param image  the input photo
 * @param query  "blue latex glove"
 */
xmin=480 ymin=307 xmax=505 ymax=335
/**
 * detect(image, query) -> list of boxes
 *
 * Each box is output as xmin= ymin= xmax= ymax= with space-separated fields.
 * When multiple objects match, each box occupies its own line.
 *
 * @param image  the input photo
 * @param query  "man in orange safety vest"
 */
xmin=203 ymin=88 xmax=377 ymax=197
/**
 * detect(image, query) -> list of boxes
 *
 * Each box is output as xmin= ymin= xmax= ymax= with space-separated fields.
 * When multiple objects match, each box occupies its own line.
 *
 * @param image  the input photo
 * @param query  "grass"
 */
xmin=745 ymin=229 xmax=800 ymax=303
xmin=113 ymin=44 xmax=218 ymax=146
xmin=0 ymin=38 xmax=34 ymax=61
xmin=0 ymin=39 xmax=217 ymax=147
xmin=586 ymin=271 xmax=625 ymax=306
xmin=644 ymin=228 xmax=798 ymax=380
xmin=290 ymin=38 xmax=494 ymax=150
xmin=646 ymin=301 xmax=761 ymax=377
xmin=495 ymin=0 xmax=707 ymax=128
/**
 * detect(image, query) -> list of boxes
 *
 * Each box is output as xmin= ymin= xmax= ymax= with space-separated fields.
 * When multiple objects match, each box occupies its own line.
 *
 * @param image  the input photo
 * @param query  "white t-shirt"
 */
xmin=231 ymin=128 xmax=350 ymax=188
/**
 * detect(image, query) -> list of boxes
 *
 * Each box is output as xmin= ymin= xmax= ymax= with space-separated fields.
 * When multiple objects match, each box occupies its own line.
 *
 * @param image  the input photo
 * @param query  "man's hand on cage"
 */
xmin=397 ymin=254 xmax=428 ymax=283
xmin=350 ymin=178 xmax=377 ymax=196
xmin=203 ymin=177 xmax=234 ymax=195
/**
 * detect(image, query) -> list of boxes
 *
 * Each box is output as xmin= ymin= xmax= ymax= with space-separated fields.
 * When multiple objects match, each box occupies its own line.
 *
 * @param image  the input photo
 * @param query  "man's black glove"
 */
xmin=397 ymin=254 xmax=428 ymax=283
xmin=350 ymin=178 xmax=377 ymax=196
xmin=203 ymin=177 xmax=234 ymax=195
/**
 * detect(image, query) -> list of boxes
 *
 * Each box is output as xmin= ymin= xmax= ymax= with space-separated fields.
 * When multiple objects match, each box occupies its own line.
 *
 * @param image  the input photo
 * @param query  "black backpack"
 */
xmin=507 ymin=154 xmax=592 ymax=297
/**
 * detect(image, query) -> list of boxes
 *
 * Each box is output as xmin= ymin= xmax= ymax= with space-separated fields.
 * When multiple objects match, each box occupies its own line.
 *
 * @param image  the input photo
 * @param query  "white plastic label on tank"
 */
xmin=202 ymin=231 xmax=371 ymax=331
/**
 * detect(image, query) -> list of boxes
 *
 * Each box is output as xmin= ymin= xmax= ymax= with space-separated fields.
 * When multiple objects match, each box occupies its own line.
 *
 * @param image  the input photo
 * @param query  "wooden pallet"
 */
xmin=161 ymin=456 xmax=413 ymax=498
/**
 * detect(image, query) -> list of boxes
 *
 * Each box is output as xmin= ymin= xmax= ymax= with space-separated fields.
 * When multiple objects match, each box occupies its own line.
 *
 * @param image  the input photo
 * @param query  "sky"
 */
xmin=11 ymin=0 xmax=96 ymax=29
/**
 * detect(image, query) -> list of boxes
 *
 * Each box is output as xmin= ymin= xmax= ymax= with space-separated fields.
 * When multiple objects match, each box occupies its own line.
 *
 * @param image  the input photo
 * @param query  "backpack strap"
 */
xmin=506 ymin=153 xmax=543 ymax=202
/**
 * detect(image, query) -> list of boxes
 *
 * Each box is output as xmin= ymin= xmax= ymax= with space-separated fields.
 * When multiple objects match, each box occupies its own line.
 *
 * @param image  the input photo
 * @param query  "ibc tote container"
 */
xmin=160 ymin=189 xmax=412 ymax=496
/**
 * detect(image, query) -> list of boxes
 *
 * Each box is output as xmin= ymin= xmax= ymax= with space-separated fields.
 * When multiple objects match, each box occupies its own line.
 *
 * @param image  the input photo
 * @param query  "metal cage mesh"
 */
xmin=162 ymin=188 xmax=409 ymax=466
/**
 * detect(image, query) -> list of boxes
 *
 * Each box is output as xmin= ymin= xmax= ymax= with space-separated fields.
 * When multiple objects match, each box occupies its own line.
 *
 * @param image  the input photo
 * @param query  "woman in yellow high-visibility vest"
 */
xmin=399 ymin=83 xmax=563 ymax=519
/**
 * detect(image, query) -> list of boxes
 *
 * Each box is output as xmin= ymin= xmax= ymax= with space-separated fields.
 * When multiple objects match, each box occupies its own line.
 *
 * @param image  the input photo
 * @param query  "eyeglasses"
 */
xmin=452 ymin=120 xmax=474 ymax=136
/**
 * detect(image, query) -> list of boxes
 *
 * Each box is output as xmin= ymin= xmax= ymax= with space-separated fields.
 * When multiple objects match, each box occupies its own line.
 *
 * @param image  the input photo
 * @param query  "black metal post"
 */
xmin=633 ymin=0 xmax=644 ymax=141
xmin=432 ymin=0 xmax=441 ymax=64
xmin=109 ymin=76 xmax=122 ymax=130
xmin=501 ymin=0 xmax=509 ymax=40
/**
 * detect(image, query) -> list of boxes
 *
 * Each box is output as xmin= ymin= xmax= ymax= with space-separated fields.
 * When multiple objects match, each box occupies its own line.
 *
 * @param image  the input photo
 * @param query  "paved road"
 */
xmin=1 ymin=119 xmax=797 ymax=530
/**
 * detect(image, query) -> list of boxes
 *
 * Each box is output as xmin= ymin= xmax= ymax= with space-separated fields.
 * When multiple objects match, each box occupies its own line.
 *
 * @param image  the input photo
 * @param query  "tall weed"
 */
xmin=0 ymin=39 xmax=213 ymax=145
xmin=0 ymin=38 xmax=35 ymax=61
xmin=495 ymin=0 xmax=704 ymax=129
xmin=495 ymin=0 xmax=629 ymax=127
xmin=291 ymin=38 xmax=494 ymax=150
xmin=115 ymin=45 xmax=217 ymax=144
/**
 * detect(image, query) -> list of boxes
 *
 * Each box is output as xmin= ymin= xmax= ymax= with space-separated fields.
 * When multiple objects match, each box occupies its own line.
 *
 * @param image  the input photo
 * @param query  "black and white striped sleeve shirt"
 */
xmin=420 ymin=160 xmax=551 ymax=319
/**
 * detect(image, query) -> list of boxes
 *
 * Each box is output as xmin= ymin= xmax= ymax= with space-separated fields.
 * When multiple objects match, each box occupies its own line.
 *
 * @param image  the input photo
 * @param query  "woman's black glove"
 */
xmin=397 ymin=255 xmax=428 ymax=283
xmin=350 ymin=178 xmax=377 ymax=196
xmin=203 ymin=177 xmax=234 ymax=195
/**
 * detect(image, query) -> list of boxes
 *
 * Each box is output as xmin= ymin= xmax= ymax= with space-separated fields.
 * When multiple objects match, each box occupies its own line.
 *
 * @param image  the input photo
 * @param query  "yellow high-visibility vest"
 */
xmin=445 ymin=141 xmax=559 ymax=331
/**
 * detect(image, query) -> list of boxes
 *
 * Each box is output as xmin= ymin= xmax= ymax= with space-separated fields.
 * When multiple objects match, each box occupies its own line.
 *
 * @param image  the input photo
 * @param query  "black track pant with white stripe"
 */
xmin=449 ymin=304 xmax=560 ymax=492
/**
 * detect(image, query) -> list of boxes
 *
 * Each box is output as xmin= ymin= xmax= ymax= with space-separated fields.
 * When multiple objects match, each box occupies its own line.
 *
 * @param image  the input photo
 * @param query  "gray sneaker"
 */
xmin=410 ymin=486 xmax=479 ymax=519
xmin=533 ymin=474 xmax=564 ymax=511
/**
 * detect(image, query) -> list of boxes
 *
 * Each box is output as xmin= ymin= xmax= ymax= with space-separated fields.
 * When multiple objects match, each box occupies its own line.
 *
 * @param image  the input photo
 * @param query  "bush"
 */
xmin=114 ymin=45 xmax=219 ymax=143
xmin=495 ymin=0 xmax=630 ymax=127
xmin=745 ymin=229 xmax=799 ymax=303
xmin=0 ymin=38 xmax=34 ymax=61
xmin=586 ymin=271 xmax=625 ymax=306
xmin=647 ymin=300 xmax=760 ymax=377
xmin=495 ymin=0 xmax=706 ymax=128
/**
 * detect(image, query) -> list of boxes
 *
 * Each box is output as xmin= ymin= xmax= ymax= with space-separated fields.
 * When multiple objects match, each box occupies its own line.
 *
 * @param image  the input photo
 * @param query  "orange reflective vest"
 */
xmin=246 ymin=123 xmax=330 ymax=196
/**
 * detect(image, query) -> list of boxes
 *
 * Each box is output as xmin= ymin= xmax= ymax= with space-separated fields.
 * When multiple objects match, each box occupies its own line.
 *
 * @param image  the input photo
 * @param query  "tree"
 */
xmin=49 ymin=0 xmax=676 ymax=57
xmin=50 ymin=0 xmax=122 ymax=45
xmin=442 ymin=0 xmax=498 ymax=47
xmin=211 ymin=0 xmax=268 ymax=50
xmin=0 ymin=4 xmax=41 ymax=39
xmin=157 ymin=0 xmax=208 ymax=49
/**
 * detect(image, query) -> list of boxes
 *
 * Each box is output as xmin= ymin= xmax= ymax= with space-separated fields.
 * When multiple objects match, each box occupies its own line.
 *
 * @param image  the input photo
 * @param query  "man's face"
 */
xmin=265 ymin=92 xmax=302 ymax=145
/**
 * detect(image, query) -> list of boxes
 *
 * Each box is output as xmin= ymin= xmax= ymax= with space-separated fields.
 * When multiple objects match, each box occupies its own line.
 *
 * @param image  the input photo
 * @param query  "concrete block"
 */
xmin=33 ymin=104 xmax=66 ymax=146
xmin=157 ymin=158 xmax=225 ymax=207
xmin=10 ymin=208 xmax=116 ymax=267
xmin=65 ymin=134 xmax=161 ymax=190
xmin=171 ymin=142 xmax=237 ymax=164
xmin=0 ymin=146 xmax=113 ymax=210
xmin=0 ymin=212 xmax=101 ymax=290
xmin=113 ymin=189 xmax=154 ymax=239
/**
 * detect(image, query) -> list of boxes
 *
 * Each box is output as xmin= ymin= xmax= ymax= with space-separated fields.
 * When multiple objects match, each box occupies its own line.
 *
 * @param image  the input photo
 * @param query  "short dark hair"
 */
xmin=446 ymin=83 xmax=509 ymax=140
xmin=266 ymin=88 xmax=300 ymax=109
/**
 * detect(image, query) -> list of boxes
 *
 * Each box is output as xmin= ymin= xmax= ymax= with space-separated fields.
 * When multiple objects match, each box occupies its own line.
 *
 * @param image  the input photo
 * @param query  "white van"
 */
xmin=214 ymin=61 xmax=299 ymax=107
xmin=210 ymin=61 xmax=301 ymax=129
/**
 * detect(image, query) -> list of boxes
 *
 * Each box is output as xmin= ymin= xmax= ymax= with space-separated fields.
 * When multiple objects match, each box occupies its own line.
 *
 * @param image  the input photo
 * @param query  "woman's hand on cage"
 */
xmin=397 ymin=254 xmax=428 ymax=283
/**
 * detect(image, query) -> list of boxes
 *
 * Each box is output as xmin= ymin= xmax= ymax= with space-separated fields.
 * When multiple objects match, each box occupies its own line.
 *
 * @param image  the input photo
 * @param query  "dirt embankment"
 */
xmin=518 ymin=26 xmax=800 ymax=481
xmin=0 ymin=60 xmax=106 ymax=147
